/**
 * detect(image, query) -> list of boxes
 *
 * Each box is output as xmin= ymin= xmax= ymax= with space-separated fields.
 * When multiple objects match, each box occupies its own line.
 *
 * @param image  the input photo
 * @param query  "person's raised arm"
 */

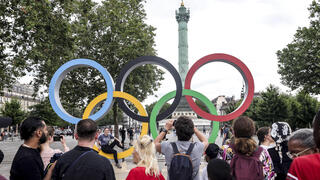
xmin=155 ymin=119 xmax=174 ymax=153
xmin=194 ymin=127 xmax=209 ymax=150
xmin=60 ymin=136 xmax=69 ymax=152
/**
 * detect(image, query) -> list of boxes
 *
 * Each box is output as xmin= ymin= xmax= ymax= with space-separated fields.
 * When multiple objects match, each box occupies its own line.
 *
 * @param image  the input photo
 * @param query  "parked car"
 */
xmin=54 ymin=129 xmax=63 ymax=136
xmin=64 ymin=129 xmax=73 ymax=136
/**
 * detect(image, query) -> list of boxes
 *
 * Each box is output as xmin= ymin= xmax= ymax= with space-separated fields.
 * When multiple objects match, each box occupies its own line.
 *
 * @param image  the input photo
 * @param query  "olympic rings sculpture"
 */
xmin=82 ymin=91 xmax=149 ymax=159
xmin=48 ymin=53 xmax=254 ymax=159
xmin=149 ymin=89 xmax=220 ymax=143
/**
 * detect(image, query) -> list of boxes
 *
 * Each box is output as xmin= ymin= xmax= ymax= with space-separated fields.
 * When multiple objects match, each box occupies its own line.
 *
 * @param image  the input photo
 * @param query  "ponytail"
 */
xmin=234 ymin=137 xmax=257 ymax=156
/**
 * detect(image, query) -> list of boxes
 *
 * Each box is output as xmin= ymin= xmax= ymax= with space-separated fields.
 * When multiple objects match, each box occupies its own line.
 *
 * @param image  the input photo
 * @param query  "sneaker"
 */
xmin=116 ymin=163 xmax=122 ymax=169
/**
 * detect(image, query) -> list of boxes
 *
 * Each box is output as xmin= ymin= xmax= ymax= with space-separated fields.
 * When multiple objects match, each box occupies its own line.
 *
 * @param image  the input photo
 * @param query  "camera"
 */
xmin=44 ymin=152 xmax=63 ymax=175
xmin=53 ymin=135 xmax=62 ymax=141
xmin=50 ymin=152 xmax=63 ymax=163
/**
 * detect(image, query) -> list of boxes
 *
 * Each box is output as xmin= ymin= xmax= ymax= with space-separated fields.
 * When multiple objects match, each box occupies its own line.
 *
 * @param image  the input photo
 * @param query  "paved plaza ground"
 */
xmin=0 ymin=131 xmax=223 ymax=180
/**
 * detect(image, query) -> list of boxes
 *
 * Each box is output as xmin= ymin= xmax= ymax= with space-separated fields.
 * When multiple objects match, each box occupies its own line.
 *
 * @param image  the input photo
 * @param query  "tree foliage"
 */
xmin=257 ymin=85 xmax=289 ymax=124
xmin=146 ymin=101 xmax=171 ymax=118
xmin=28 ymin=98 xmax=70 ymax=127
xmin=277 ymin=1 xmax=320 ymax=94
xmin=286 ymin=91 xmax=319 ymax=130
xmin=223 ymin=84 xmax=319 ymax=128
xmin=0 ymin=1 xmax=31 ymax=92
xmin=2 ymin=0 xmax=164 ymax=136
xmin=96 ymin=107 xmax=124 ymax=126
xmin=195 ymin=99 xmax=210 ymax=113
xmin=0 ymin=99 xmax=26 ymax=126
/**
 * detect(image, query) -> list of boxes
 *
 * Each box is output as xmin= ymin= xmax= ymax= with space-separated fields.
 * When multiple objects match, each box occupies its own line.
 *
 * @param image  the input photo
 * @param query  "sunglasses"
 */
xmin=286 ymin=147 xmax=312 ymax=159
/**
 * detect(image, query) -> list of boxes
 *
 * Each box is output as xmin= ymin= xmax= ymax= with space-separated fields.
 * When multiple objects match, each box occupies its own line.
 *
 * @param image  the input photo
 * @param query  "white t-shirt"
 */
xmin=200 ymin=165 xmax=208 ymax=180
xmin=260 ymin=145 xmax=270 ymax=150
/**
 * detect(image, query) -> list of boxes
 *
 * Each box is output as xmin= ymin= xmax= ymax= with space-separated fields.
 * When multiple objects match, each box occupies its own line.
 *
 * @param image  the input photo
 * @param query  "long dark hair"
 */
xmin=232 ymin=116 xmax=257 ymax=156
xmin=256 ymin=127 xmax=270 ymax=145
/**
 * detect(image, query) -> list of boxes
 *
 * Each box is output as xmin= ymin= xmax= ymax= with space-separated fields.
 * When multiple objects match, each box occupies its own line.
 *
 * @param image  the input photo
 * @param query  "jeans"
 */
xmin=101 ymin=140 xmax=123 ymax=164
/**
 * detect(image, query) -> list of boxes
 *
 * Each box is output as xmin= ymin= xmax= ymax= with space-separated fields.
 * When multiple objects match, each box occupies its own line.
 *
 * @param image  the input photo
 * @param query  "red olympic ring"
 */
xmin=184 ymin=53 xmax=254 ymax=122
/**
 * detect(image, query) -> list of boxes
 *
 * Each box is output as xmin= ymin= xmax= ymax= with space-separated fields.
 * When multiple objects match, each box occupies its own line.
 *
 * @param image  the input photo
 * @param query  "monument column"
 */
xmin=173 ymin=1 xmax=195 ymax=119
xmin=176 ymin=1 xmax=190 ymax=87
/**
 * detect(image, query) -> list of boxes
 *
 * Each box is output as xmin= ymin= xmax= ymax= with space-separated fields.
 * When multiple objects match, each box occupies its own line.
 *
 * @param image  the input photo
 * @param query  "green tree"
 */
xmin=277 ymin=1 xmax=320 ymax=94
xmin=296 ymin=91 xmax=318 ymax=128
xmin=285 ymin=95 xmax=301 ymax=130
xmin=96 ymin=108 xmax=124 ymax=127
xmin=2 ymin=0 xmax=164 ymax=137
xmin=225 ymin=97 xmax=260 ymax=120
xmin=286 ymin=91 xmax=319 ymax=129
xmin=225 ymin=100 xmax=241 ymax=115
xmin=257 ymin=85 xmax=289 ymax=125
xmin=146 ymin=101 xmax=171 ymax=118
xmin=195 ymin=99 xmax=210 ymax=115
xmin=243 ymin=97 xmax=261 ymax=122
xmin=28 ymin=98 xmax=70 ymax=127
xmin=0 ymin=99 xmax=26 ymax=132
xmin=0 ymin=1 xmax=31 ymax=92
xmin=71 ymin=0 xmax=163 ymax=137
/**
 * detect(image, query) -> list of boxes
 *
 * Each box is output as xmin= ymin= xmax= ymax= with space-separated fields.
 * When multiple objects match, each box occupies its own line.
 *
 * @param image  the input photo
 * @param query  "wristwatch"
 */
xmin=162 ymin=129 xmax=168 ymax=134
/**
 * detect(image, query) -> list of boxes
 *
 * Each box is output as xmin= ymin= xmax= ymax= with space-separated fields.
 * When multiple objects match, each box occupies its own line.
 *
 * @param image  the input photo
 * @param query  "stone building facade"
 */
xmin=0 ymin=83 xmax=40 ymax=112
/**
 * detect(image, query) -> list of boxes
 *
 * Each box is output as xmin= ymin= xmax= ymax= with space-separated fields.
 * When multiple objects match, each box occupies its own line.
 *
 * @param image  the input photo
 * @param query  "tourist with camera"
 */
xmin=40 ymin=126 xmax=69 ymax=169
xmin=155 ymin=116 xmax=209 ymax=180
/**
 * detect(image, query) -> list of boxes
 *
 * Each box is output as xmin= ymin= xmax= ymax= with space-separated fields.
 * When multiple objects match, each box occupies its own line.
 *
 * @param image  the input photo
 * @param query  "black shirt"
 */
xmin=52 ymin=145 xmax=115 ymax=180
xmin=120 ymin=129 xmax=126 ymax=138
xmin=128 ymin=129 xmax=133 ymax=137
xmin=268 ymin=141 xmax=292 ymax=180
xmin=10 ymin=145 xmax=44 ymax=180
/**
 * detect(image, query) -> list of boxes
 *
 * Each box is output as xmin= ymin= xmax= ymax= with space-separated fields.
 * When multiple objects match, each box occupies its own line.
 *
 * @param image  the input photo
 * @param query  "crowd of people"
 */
xmin=4 ymin=109 xmax=320 ymax=180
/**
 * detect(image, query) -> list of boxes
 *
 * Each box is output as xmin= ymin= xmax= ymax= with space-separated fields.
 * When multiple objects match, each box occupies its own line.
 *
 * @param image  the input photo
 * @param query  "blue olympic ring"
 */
xmin=49 ymin=59 xmax=114 ymax=124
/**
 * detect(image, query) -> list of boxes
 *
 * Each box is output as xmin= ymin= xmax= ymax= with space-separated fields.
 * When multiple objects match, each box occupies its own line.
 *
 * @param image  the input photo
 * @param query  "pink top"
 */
xmin=41 ymin=149 xmax=62 ymax=169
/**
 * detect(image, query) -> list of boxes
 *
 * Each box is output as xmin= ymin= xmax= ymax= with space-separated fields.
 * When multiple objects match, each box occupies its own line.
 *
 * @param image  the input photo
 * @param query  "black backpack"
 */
xmin=169 ymin=142 xmax=195 ymax=180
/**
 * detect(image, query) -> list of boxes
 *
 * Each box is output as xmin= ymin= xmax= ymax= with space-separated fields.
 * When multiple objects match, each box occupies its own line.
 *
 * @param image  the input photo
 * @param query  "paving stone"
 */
xmin=0 ymin=131 xmax=223 ymax=179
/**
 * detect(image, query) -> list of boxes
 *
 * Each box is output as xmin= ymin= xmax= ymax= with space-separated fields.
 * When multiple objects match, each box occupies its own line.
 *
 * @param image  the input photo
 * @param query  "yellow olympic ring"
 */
xmin=82 ymin=91 xmax=148 ymax=159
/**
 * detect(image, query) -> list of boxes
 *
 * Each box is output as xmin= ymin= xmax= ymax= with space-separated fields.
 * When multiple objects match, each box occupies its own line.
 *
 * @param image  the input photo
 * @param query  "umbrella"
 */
xmin=0 ymin=117 xmax=12 ymax=128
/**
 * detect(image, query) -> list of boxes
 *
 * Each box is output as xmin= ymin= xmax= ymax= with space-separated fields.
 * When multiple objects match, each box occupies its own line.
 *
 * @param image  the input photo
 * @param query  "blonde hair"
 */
xmin=134 ymin=135 xmax=160 ymax=177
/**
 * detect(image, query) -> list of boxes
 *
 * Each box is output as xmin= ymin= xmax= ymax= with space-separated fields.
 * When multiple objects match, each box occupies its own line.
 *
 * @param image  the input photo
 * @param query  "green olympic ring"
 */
xmin=150 ymin=89 xmax=219 ymax=143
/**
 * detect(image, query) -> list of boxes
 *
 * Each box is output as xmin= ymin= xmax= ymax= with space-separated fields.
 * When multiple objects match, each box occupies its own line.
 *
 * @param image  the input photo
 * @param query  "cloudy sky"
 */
xmin=141 ymin=0 xmax=313 ymax=105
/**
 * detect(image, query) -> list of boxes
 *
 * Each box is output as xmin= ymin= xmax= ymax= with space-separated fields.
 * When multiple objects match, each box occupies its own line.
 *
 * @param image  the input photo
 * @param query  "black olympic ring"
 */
xmin=115 ymin=56 xmax=183 ymax=122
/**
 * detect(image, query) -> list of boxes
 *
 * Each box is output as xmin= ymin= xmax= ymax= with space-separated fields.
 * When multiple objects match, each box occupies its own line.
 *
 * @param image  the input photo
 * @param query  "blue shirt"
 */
xmin=98 ymin=134 xmax=114 ymax=146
